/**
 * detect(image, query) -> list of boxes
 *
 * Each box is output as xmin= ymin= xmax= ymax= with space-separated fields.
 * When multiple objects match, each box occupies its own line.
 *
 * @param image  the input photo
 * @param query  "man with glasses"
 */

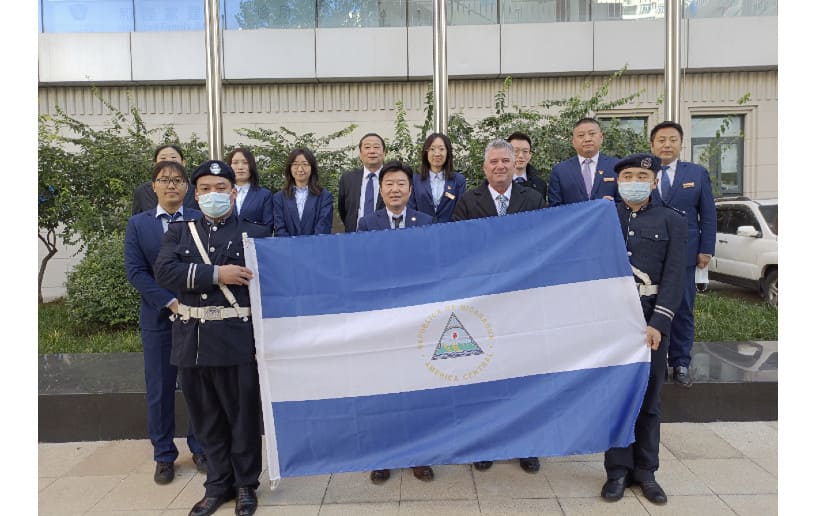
xmin=548 ymin=118 xmax=620 ymax=206
xmin=125 ymin=161 xmax=207 ymax=485
xmin=507 ymin=132 xmax=547 ymax=203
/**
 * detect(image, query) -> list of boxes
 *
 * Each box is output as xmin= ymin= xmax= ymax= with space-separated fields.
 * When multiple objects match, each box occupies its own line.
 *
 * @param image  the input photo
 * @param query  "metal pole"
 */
xmin=204 ymin=0 xmax=224 ymax=160
xmin=432 ymin=0 xmax=448 ymax=134
xmin=664 ymin=0 xmax=681 ymax=123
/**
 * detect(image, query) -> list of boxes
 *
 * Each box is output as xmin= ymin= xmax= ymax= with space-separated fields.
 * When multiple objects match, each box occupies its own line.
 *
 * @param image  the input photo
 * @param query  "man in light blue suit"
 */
xmin=357 ymin=160 xmax=433 ymax=232
xmin=125 ymin=160 xmax=206 ymax=485
xmin=650 ymin=121 xmax=717 ymax=388
xmin=548 ymin=118 xmax=620 ymax=206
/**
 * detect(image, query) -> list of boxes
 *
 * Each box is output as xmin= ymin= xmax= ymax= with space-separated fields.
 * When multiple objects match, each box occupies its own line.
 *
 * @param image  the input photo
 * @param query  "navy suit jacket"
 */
xmin=407 ymin=171 xmax=467 ymax=223
xmin=652 ymin=160 xmax=717 ymax=264
xmin=356 ymin=208 xmax=433 ymax=232
xmin=548 ymin=154 xmax=620 ymax=206
xmin=236 ymin=185 xmax=274 ymax=230
xmin=125 ymin=207 xmax=202 ymax=331
xmin=272 ymin=188 xmax=334 ymax=236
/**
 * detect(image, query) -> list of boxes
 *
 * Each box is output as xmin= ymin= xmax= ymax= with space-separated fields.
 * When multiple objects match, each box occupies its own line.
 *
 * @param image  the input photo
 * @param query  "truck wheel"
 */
xmin=764 ymin=270 xmax=778 ymax=307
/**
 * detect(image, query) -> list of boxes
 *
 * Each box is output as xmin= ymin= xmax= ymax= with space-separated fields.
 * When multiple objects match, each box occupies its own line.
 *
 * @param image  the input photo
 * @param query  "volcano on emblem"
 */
xmin=431 ymin=312 xmax=484 ymax=360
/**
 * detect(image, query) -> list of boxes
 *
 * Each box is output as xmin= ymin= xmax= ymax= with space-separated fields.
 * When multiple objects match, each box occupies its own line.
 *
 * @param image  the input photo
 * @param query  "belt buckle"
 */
xmin=203 ymin=306 xmax=222 ymax=321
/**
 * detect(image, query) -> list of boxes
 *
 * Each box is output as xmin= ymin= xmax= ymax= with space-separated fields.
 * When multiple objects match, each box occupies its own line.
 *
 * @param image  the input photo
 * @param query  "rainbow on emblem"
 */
xmin=431 ymin=312 xmax=484 ymax=360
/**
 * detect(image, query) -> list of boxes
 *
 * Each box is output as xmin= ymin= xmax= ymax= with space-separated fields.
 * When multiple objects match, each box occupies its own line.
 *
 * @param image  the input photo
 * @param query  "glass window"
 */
xmin=42 ymin=0 xmax=134 ymax=32
xmin=691 ymin=114 xmax=745 ymax=196
xmin=599 ymin=116 xmax=647 ymax=137
xmin=409 ymin=0 xmax=498 ymax=26
xmin=318 ymin=0 xmax=405 ymax=28
xmin=500 ymin=0 xmax=590 ymax=24
xmin=758 ymin=204 xmax=777 ymax=235
xmin=728 ymin=206 xmax=760 ymax=233
xmin=685 ymin=0 xmax=777 ymax=18
xmin=611 ymin=0 xmax=665 ymax=21
xmin=224 ymin=0 xmax=316 ymax=29
xmin=134 ymin=0 xmax=204 ymax=31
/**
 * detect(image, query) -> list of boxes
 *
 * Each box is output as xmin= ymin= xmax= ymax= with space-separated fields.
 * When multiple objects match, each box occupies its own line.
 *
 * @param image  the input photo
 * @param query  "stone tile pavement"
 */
xmin=38 ymin=422 xmax=777 ymax=515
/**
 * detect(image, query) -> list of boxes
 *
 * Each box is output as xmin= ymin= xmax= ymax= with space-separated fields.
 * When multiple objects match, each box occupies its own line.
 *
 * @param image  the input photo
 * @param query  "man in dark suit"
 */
xmin=125 ymin=161 xmax=206 ymax=485
xmin=356 ymin=160 xmax=432 ymax=484
xmin=548 ymin=118 xmax=620 ymax=207
xmin=452 ymin=139 xmax=544 ymax=222
xmin=507 ymin=132 xmax=547 ymax=203
xmin=650 ymin=121 xmax=717 ymax=388
xmin=338 ymin=133 xmax=386 ymax=232
xmin=451 ymin=139 xmax=544 ymax=474
xmin=357 ymin=161 xmax=433 ymax=232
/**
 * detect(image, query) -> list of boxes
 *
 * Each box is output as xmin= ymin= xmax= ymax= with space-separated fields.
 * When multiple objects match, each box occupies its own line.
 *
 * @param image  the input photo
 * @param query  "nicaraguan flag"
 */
xmin=245 ymin=199 xmax=649 ymax=482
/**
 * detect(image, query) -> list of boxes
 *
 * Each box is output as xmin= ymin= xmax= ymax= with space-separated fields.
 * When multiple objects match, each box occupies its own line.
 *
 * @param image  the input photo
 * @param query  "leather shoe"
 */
xmin=600 ymin=476 xmax=631 ymax=501
xmin=519 ymin=457 xmax=540 ymax=473
xmin=638 ymin=479 xmax=668 ymax=504
xmin=412 ymin=466 xmax=434 ymax=481
xmin=673 ymin=366 xmax=693 ymax=388
xmin=235 ymin=487 xmax=258 ymax=516
xmin=192 ymin=453 xmax=208 ymax=474
xmin=370 ymin=469 xmax=391 ymax=484
xmin=473 ymin=461 xmax=493 ymax=471
xmin=154 ymin=461 xmax=174 ymax=485
xmin=189 ymin=492 xmax=234 ymax=516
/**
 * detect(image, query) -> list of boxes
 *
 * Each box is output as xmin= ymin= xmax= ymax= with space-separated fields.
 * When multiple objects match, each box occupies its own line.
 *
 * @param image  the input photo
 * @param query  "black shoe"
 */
xmin=412 ymin=466 xmax=434 ymax=481
xmin=192 ymin=452 xmax=208 ymax=474
xmin=154 ymin=461 xmax=174 ymax=485
xmin=189 ymin=492 xmax=234 ymax=516
xmin=638 ymin=479 xmax=668 ymax=505
xmin=600 ymin=476 xmax=631 ymax=502
xmin=519 ymin=457 xmax=540 ymax=473
xmin=235 ymin=487 xmax=258 ymax=516
xmin=370 ymin=469 xmax=391 ymax=484
xmin=473 ymin=461 xmax=493 ymax=471
xmin=673 ymin=366 xmax=693 ymax=388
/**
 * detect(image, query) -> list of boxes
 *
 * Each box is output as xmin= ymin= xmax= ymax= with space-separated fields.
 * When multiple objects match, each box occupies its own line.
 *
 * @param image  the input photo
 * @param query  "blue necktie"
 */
xmin=160 ymin=212 xmax=179 ymax=233
xmin=364 ymin=173 xmax=376 ymax=217
xmin=660 ymin=166 xmax=671 ymax=200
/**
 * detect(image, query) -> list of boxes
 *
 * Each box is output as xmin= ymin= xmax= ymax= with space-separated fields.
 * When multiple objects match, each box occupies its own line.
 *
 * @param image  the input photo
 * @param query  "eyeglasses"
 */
xmin=291 ymin=162 xmax=311 ymax=169
xmin=155 ymin=178 xmax=186 ymax=186
xmin=513 ymin=149 xmax=531 ymax=156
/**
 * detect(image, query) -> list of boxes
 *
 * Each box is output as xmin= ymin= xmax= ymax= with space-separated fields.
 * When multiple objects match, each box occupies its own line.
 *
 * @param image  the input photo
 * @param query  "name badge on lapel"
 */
xmin=682 ymin=181 xmax=695 ymax=188
xmin=444 ymin=192 xmax=456 ymax=200
xmin=603 ymin=177 xmax=615 ymax=182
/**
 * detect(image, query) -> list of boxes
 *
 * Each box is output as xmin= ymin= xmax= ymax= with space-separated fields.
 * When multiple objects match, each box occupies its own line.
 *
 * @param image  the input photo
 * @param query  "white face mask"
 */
xmin=618 ymin=181 xmax=652 ymax=203
xmin=198 ymin=191 xmax=231 ymax=218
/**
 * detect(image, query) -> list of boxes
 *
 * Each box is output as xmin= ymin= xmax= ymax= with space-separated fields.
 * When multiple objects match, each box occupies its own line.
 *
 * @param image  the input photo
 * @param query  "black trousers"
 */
xmin=179 ymin=363 xmax=263 ymax=497
xmin=604 ymin=298 xmax=669 ymax=482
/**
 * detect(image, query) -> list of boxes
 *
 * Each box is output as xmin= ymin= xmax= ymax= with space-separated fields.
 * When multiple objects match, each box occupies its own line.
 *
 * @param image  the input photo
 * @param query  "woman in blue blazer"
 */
xmin=272 ymin=148 xmax=334 ymax=236
xmin=407 ymin=132 xmax=466 ymax=223
xmin=227 ymin=147 xmax=274 ymax=231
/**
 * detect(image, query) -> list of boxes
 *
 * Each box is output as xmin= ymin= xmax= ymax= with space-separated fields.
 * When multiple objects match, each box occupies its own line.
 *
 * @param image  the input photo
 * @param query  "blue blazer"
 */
xmin=237 ymin=185 xmax=274 ymax=229
xmin=356 ymin=208 xmax=433 ymax=232
xmin=272 ymin=188 xmax=334 ymax=236
xmin=407 ymin=171 xmax=467 ymax=223
xmin=652 ymin=160 xmax=717 ymax=264
xmin=548 ymin=154 xmax=620 ymax=206
xmin=125 ymin=207 xmax=202 ymax=331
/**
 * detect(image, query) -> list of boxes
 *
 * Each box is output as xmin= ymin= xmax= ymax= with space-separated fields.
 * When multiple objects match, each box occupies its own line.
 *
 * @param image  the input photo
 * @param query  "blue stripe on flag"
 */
xmin=270 ymin=362 xmax=648 ymax=477
xmin=254 ymin=199 xmax=628 ymax=318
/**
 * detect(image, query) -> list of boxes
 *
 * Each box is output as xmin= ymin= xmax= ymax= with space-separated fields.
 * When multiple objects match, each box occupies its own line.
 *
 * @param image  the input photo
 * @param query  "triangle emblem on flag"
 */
xmin=431 ymin=312 xmax=484 ymax=360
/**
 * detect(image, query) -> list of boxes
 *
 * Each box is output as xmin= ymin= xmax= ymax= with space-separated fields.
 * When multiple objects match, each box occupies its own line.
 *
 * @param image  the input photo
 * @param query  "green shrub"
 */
xmin=66 ymin=233 xmax=139 ymax=328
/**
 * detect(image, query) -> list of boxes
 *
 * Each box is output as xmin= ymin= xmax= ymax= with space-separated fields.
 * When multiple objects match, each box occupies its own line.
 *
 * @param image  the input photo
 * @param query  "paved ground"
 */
xmin=38 ymin=421 xmax=777 ymax=515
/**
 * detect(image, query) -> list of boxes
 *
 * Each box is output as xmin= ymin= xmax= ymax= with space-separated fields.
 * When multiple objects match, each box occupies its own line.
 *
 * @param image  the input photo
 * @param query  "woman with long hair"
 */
xmin=271 ymin=148 xmax=333 ymax=236
xmin=407 ymin=132 xmax=466 ymax=223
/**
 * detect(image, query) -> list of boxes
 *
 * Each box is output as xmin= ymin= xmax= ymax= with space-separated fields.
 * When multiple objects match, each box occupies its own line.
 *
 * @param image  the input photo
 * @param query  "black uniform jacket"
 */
xmin=520 ymin=164 xmax=548 ymax=203
xmin=451 ymin=181 xmax=545 ymax=221
xmin=616 ymin=199 xmax=687 ymax=335
xmin=154 ymin=214 xmax=271 ymax=368
xmin=337 ymin=168 xmax=386 ymax=233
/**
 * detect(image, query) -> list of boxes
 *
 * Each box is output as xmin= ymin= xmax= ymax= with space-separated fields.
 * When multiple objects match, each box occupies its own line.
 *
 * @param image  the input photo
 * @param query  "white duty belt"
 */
xmin=631 ymin=265 xmax=659 ymax=297
xmin=176 ymin=303 xmax=251 ymax=321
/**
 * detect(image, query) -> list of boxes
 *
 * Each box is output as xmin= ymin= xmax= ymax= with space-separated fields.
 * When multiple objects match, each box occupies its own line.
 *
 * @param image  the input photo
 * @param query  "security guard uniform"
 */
xmin=604 ymin=157 xmax=687 ymax=485
xmin=154 ymin=162 xmax=271 ymax=503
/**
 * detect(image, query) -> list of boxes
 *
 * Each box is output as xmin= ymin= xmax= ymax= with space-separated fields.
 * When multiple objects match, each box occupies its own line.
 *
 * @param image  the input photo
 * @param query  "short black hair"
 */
xmin=573 ymin=117 xmax=601 ymax=131
xmin=379 ymin=160 xmax=413 ymax=183
xmin=506 ymin=131 xmax=532 ymax=149
xmin=650 ymin=121 xmax=684 ymax=142
xmin=359 ymin=132 xmax=386 ymax=151
xmin=151 ymin=160 xmax=188 ymax=182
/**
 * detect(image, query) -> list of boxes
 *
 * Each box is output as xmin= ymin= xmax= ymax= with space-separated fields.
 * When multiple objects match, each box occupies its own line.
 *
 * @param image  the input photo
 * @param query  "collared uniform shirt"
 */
xmin=487 ymin=184 xmax=513 ymax=214
xmin=656 ymin=159 xmax=678 ymax=196
xmin=235 ymin=184 xmax=250 ymax=214
xmin=294 ymin=185 xmax=309 ymax=220
xmin=429 ymin=171 xmax=445 ymax=209
xmin=578 ymin=152 xmax=602 ymax=186
xmin=357 ymin=166 xmax=381 ymax=219
xmin=155 ymin=205 xmax=183 ymax=233
xmin=386 ymin=208 xmax=407 ymax=229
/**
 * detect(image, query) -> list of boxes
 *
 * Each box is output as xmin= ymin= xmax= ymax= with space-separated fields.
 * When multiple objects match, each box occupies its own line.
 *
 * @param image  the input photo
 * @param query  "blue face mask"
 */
xmin=618 ymin=181 xmax=652 ymax=204
xmin=198 ymin=191 xmax=232 ymax=218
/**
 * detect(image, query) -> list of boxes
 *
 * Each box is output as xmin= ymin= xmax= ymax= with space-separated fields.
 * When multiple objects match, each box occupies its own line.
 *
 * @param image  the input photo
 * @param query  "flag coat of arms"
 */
xmin=245 ymin=199 xmax=649 ymax=482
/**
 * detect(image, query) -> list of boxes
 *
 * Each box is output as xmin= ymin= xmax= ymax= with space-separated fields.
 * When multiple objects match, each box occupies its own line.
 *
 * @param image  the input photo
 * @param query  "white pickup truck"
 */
xmin=708 ymin=197 xmax=778 ymax=306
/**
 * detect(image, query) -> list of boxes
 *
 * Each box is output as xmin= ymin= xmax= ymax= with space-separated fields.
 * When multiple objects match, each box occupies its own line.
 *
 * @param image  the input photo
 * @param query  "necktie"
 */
xmin=496 ymin=194 xmax=508 ymax=216
xmin=364 ymin=173 xmax=376 ymax=217
xmin=392 ymin=215 xmax=403 ymax=229
xmin=515 ymin=177 xmax=526 ymax=185
xmin=581 ymin=158 xmax=593 ymax=198
xmin=660 ymin=166 xmax=671 ymax=200
xmin=160 ymin=212 xmax=179 ymax=233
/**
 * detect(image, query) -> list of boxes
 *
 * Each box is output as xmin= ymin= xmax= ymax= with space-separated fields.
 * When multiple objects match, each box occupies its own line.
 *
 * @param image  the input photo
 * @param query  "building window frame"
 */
xmin=688 ymin=104 xmax=755 ymax=197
